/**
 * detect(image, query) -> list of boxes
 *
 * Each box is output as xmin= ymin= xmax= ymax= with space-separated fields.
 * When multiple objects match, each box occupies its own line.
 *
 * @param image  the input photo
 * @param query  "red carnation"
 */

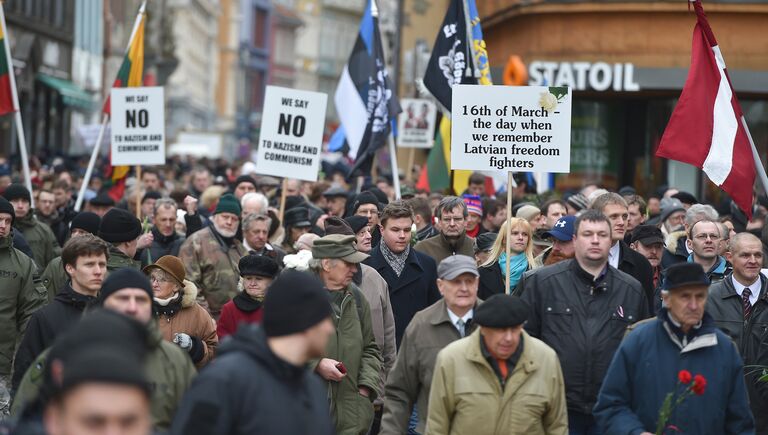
xmin=692 ymin=374 xmax=707 ymax=396
xmin=677 ymin=370 xmax=692 ymax=385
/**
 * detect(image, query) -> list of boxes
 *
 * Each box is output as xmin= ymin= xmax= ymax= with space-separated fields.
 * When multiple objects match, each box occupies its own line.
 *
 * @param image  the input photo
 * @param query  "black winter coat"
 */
xmin=170 ymin=325 xmax=334 ymax=435
xmin=140 ymin=227 xmax=185 ymax=266
xmin=364 ymin=246 xmax=440 ymax=347
xmin=515 ymin=259 xmax=649 ymax=415
xmin=617 ymin=241 xmax=656 ymax=312
xmin=12 ymin=284 xmax=95 ymax=392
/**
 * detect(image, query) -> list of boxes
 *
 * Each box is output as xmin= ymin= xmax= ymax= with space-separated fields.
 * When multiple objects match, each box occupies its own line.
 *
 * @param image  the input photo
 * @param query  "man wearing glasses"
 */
xmin=415 ymin=196 xmax=475 ymax=264
xmin=687 ymin=219 xmax=731 ymax=284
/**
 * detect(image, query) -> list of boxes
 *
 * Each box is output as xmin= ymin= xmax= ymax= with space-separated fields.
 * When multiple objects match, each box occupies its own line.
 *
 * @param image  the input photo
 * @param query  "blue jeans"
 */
xmin=569 ymin=412 xmax=602 ymax=435
xmin=408 ymin=407 xmax=420 ymax=435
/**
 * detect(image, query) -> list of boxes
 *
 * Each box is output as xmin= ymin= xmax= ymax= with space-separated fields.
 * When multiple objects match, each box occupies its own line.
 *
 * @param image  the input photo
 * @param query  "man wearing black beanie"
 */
xmin=4 ymin=183 xmax=61 ymax=270
xmin=172 ymin=270 xmax=335 ymax=435
xmin=0 ymin=196 xmax=45 ymax=417
xmin=99 ymin=208 xmax=142 ymax=272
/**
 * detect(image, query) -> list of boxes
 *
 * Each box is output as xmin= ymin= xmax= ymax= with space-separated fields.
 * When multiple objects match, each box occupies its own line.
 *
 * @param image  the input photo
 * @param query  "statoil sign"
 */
xmin=528 ymin=61 xmax=641 ymax=92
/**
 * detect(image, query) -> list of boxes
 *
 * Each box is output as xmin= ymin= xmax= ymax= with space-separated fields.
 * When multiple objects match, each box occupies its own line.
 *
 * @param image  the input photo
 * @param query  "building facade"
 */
xmin=478 ymin=0 xmax=768 ymax=200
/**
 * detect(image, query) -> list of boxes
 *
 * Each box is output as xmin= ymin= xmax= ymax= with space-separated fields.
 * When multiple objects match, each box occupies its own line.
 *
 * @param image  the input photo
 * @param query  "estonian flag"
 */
xmin=333 ymin=0 xmax=400 ymax=174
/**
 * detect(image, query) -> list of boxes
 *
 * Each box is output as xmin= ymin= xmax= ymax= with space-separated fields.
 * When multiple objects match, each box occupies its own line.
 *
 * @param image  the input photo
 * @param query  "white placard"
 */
xmin=397 ymin=98 xmax=437 ymax=148
xmin=255 ymin=86 xmax=328 ymax=181
xmin=110 ymin=87 xmax=165 ymax=166
xmin=450 ymin=84 xmax=572 ymax=173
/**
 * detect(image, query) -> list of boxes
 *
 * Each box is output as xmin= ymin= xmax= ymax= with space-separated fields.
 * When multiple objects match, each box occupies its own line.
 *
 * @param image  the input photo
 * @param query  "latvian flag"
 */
xmin=656 ymin=0 xmax=755 ymax=218
xmin=103 ymin=1 xmax=146 ymax=116
xmin=333 ymin=0 xmax=400 ymax=175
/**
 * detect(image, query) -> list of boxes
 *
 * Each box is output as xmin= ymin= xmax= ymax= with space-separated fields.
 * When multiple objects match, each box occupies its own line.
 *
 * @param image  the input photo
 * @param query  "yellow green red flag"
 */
xmin=0 ymin=16 xmax=16 ymax=115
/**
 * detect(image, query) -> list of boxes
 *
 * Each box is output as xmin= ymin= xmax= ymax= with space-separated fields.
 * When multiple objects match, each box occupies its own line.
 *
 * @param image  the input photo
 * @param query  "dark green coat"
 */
xmin=0 ymin=234 xmax=47 ymax=375
xmin=14 ymin=213 xmax=60 ymax=271
xmin=40 ymin=256 xmax=66 ymax=302
xmin=107 ymin=246 xmax=140 ymax=272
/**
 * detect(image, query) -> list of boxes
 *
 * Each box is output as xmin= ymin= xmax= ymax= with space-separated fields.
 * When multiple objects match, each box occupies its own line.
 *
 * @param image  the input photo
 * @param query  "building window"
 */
xmin=250 ymin=70 xmax=266 ymax=112
xmin=253 ymin=7 xmax=268 ymax=50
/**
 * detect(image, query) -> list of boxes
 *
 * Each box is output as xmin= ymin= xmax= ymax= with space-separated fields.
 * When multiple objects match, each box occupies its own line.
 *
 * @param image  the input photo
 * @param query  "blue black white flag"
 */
xmin=333 ymin=0 xmax=401 ymax=174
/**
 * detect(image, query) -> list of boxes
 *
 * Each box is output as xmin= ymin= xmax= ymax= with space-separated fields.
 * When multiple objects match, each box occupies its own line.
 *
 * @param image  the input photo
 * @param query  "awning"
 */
xmin=36 ymin=73 xmax=95 ymax=110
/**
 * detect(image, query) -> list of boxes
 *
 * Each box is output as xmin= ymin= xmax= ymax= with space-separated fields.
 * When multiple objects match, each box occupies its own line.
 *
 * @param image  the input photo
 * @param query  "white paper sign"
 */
xmin=255 ymin=86 xmax=328 ymax=181
xmin=110 ymin=87 xmax=165 ymax=166
xmin=451 ymin=84 xmax=572 ymax=173
xmin=397 ymin=98 xmax=437 ymax=148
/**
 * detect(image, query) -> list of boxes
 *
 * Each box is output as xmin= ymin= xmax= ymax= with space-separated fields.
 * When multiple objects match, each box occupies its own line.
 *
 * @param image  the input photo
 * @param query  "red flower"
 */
xmin=677 ymin=370 xmax=692 ymax=385
xmin=692 ymin=374 xmax=707 ymax=396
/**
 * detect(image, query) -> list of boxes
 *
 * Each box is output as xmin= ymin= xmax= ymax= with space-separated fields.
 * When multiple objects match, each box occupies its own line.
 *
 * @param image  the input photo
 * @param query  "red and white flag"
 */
xmin=656 ymin=0 xmax=755 ymax=218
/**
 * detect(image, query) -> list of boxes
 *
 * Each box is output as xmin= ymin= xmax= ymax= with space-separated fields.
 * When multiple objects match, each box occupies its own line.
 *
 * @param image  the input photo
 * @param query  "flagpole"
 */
xmin=74 ymin=0 xmax=146 ymax=212
xmin=741 ymin=116 xmax=768 ymax=195
xmin=0 ymin=3 xmax=33 ymax=208
xmin=388 ymin=134 xmax=401 ymax=200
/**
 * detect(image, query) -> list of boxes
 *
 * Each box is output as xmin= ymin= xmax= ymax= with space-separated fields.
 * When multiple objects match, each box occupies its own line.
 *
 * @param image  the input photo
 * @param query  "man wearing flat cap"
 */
xmin=629 ymin=224 xmax=666 ymax=311
xmin=381 ymin=255 xmax=483 ymax=435
xmin=425 ymin=294 xmax=567 ymax=435
xmin=595 ymin=262 xmax=754 ymax=435
xmin=309 ymin=234 xmax=382 ymax=435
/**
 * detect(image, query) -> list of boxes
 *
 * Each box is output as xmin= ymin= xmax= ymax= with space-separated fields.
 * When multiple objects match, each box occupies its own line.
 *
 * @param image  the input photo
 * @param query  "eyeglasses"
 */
xmin=150 ymin=274 xmax=172 ymax=283
xmin=441 ymin=216 xmax=465 ymax=224
xmin=693 ymin=233 xmax=721 ymax=241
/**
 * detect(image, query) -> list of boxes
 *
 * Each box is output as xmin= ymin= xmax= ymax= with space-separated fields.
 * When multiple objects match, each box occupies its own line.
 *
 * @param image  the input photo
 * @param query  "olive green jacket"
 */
xmin=11 ymin=323 xmax=196 ymax=431
xmin=0 ymin=234 xmax=46 ymax=376
xmin=40 ymin=256 xmax=66 ymax=302
xmin=15 ymin=213 xmax=60 ymax=271
xmin=107 ymin=245 xmax=140 ymax=272
xmin=178 ymin=226 xmax=246 ymax=315
xmin=311 ymin=283 xmax=382 ymax=435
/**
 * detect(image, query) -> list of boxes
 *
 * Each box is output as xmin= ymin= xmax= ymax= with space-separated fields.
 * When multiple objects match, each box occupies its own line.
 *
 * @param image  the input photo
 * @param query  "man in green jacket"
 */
xmin=414 ymin=196 xmax=475 ymax=264
xmin=99 ymin=208 xmax=142 ymax=272
xmin=11 ymin=268 xmax=196 ymax=431
xmin=310 ymin=234 xmax=382 ymax=435
xmin=0 ymin=197 xmax=47 ymax=416
xmin=4 ymin=184 xmax=60 ymax=270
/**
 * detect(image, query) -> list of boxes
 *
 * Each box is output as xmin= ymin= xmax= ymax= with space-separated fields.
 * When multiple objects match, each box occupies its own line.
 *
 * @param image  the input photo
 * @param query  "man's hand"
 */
xmin=137 ymin=232 xmax=154 ymax=250
xmin=358 ymin=386 xmax=371 ymax=398
xmin=316 ymin=358 xmax=346 ymax=382
xmin=184 ymin=195 xmax=198 ymax=215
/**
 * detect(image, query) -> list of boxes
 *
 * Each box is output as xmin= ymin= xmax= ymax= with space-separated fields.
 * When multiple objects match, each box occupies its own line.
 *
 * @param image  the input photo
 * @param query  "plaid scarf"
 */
xmin=380 ymin=241 xmax=410 ymax=277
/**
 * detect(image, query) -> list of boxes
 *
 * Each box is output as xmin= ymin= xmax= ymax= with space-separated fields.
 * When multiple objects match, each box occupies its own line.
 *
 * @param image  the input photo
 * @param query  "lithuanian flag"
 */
xmin=417 ymin=116 xmax=451 ymax=192
xmin=103 ymin=2 xmax=145 ymax=115
xmin=0 ymin=12 xmax=16 ymax=115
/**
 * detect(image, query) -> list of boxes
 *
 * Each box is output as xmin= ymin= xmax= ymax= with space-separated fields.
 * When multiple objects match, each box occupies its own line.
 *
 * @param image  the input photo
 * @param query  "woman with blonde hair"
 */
xmin=477 ymin=218 xmax=536 ymax=300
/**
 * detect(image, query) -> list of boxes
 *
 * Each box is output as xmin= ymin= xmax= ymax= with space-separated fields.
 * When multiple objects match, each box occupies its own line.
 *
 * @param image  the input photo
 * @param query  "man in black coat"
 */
xmin=12 ymin=234 xmax=109 ymax=393
xmin=592 ymin=193 xmax=656 ymax=311
xmin=364 ymin=201 xmax=441 ymax=347
xmin=140 ymin=198 xmax=185 ymax=266
xmin=171 ymin=271 xmax=335 ymax=435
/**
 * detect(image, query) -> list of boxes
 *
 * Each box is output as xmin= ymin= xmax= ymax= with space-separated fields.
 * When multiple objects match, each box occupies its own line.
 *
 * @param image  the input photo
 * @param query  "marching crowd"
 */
xmin=0 ymin=160 xmax=764 ymax=434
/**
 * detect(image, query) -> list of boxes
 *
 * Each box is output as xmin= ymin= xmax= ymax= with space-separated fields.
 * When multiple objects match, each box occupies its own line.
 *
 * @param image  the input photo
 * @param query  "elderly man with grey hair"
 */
xmin=414 ymin=196 xmax=475 ymax=263
xmin=241 ymin=213 xmax=285 ymax=265
xmin=141 ymin=198 xmax=185 ymax=266
xmin=662 ymin=203 xmax=719 ymax=269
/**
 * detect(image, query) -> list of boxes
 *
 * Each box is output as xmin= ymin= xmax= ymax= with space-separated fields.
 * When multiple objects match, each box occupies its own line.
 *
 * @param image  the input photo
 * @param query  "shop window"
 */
xmin=252 ymin=7 xmax=269 ymax=50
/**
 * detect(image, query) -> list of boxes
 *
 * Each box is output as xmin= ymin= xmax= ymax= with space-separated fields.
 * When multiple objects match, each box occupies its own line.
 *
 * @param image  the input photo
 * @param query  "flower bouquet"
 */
xmin=655 ymin=370 xmax=707 ymax=435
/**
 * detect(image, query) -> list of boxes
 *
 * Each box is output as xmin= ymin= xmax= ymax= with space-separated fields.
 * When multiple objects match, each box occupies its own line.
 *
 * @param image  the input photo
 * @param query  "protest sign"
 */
xmin=255 ymin=86 xmax=328 ymax=182
xmin=450 ymin=84 xmax=572 ymax=173
xmin=110 ymin=86 xmax=165 ymax=166
xmin=397 ymin=98 xmax=437 ymax=148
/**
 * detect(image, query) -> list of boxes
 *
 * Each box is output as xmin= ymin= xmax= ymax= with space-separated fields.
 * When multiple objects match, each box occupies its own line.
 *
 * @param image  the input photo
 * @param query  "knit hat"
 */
xmin=475 ymin=232 xmax=496 ymax=253
xmin=70 ymin=212 xmax=101 ymax=235
xmin=516 ymin=204 xmax=541 ymax=222
xmin=99 ymin=268 xmax=153 ymax=305
xmin=312 ymin=234 xmax=369 ymax=263
xmin=474 ymin=294 xmax=530 ymax=328
xmin=99 ymin=208 xmax=141 ymax=243
xmin=0 ymin=197 xmax=15 ymax=223
xmin=344 ymin=216 xmax=369 ymax=234
xmin=324 ymin=216 xmax=354 ymax=236
xmin=234 ymin=175 xmax=256 ymax=189
xmin=463 ymin=194 xmax=483 ymax=216
xmin=58 ymin=346 xmax=150 ymax=397
xmin=367 ymin=187 xmax=389 ymax=205
xmin=659 ymin=198 xmax=686 ymax=224
xmin=141 ymin=191 xmax=162 ymax=203
xmin=565 ymin=193 xmax=588 ymax=212
xmin=143 ymin=255 xmax=185 ymax=287
xmin=214 ymin=193 xmax=241 ymax=216
xmin=263 ymin=270 xmax=333 ymax=337
xmin=90 ymin=192 xmax=116 ymax=207
xmin=3 ymin=184 xmax=30 ymax=203
xmin=351 ymin=191 xmax=380 ymax=214
xmin=238 ymin=254 xmax=279 ymax=278
xmin=671 ymin=191 xmax=698 ymax=206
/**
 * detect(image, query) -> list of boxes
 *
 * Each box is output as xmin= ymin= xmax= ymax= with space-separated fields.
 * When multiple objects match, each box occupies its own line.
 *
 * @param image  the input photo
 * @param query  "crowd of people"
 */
xmin=0 ymin=158 xmax=765 ymax=434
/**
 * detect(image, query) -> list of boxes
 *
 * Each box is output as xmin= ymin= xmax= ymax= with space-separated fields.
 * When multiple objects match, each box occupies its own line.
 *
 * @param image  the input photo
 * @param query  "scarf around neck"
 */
xmin=498 ymin=252 xmax=528 ymax=291
xmin=380 ymin=241 xmax=410 ymax=277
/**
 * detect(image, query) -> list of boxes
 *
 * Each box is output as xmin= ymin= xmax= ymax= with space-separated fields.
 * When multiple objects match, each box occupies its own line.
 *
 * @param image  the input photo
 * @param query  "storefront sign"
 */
xmin=451 ymin=84 xmax=572 ymax=173
xmin=111 ymin=87 xmax=165 ymax=166
xmin=397 ymin=98 xmax=437 ymax=148
xmin=255 ymin=86 xmax=327 ymax=182
xmin=528 ymin=61 xmax=641 ymax=92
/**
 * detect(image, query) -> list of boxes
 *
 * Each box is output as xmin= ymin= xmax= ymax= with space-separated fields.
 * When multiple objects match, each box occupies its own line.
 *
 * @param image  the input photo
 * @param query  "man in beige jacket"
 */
xmin=425 ymin=294 xmax=567 ymax=435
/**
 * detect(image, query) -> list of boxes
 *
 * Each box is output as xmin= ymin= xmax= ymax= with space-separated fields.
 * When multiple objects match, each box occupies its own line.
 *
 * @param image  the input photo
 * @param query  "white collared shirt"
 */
xmin=732 ymin=276 xmax=760 ymax=306
xmin=608 ymin=242 xmax=621 ymax=269
xmin=447 ymin=308 xmax=473 ymax=336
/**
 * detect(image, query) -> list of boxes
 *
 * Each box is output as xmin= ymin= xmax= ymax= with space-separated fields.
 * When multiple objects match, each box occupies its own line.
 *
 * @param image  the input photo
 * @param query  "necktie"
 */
xmin=743 ymin=288 xmax=752 ymax=319
xmin=456 ymin=319 xmax=466 ymax=337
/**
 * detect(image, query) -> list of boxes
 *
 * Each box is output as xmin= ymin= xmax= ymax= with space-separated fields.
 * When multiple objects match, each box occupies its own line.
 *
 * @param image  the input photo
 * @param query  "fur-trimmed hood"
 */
xmin=665 ymin=230 xmax=687 ymax=255
xmin=181 ymin=279 xmax=198 ymax=308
